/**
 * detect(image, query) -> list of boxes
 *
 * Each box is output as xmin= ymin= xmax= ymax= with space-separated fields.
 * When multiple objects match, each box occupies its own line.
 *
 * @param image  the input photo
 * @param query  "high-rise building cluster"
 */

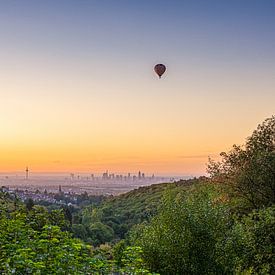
xmin=100 ymin=170 xmax=153 ymax=181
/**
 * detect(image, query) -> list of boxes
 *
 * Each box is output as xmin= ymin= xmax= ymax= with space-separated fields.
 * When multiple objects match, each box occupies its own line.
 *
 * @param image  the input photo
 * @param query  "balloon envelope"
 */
xmin=154 ymin=64 xmax=166 ymax=78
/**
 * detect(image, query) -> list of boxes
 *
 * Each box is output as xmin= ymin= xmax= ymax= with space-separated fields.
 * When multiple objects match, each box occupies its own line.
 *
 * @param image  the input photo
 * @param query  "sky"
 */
xmin=0 ymin=0 xmax=274 ymax=176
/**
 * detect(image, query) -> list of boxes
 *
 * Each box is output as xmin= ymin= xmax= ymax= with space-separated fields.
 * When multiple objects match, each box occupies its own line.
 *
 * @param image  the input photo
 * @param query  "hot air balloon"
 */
xmin=154 ymin=64 xmax=166 ymax=78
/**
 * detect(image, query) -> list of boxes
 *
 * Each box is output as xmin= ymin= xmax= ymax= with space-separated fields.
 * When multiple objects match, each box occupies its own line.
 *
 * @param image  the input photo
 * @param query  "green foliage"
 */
xmin=88 ymin=222 xmax=115 ymax=246
xmin=113 ymin=239 xmax=128 ymax=267
xmin=0 ymin=194 xmax=155 ymax=274
xmin=136 ymin=185 xmax=231 ymax=274
xmin=26 ymin=205 xmax=69 ymax=231
xmin=0 ymin=208 xmax=115 ymax=274
xmin=74 ymin=178 xmax=203 ymax=245
xmin=119 ymin=246 xmax=157 ymax=275
xmin=0 ymin=191 xmax=19 ymax=212
xmin=62 ymin=205 xmax=73 ymax=225
xmin=25 ymin=198 xmax=34 ymax=211
xmin=72 ymin=223 xmax=88 ymax=240
xmin=208 ymin=116 xmax=275 ymax=210
xmin=218 ymin=206 xmax=275 ymax=274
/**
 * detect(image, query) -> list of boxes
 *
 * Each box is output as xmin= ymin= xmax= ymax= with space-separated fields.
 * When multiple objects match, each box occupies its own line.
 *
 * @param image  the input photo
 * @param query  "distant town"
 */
xmin=0 ymin=168 xmax=184 ymax=198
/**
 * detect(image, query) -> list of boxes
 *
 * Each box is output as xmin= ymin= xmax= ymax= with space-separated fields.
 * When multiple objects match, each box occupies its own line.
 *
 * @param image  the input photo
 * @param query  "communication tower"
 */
xmin=25 ymin=166 xmax=29 ymax=180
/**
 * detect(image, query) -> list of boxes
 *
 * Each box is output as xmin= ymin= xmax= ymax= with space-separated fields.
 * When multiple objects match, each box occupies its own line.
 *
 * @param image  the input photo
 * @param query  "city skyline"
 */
xmin=1 ymin=167 xmax=165 ymax=179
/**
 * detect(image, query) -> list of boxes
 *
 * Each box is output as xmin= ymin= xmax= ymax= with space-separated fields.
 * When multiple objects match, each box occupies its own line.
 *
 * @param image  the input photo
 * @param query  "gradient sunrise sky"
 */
xmin=0 ymin=1 xmax=274 ymax=176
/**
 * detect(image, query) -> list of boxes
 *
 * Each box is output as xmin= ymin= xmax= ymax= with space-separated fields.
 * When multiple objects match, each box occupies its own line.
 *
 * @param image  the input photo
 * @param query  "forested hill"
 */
xmin=101 ymin=177 xmax=205 ymax=224
xmin=72 ymin=177 xmax=206 ymax=245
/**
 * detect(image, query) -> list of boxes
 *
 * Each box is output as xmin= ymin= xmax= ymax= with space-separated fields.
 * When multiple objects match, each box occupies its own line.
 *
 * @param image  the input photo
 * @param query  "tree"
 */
xmin=0 ymin=210 xmax=112 ymax=274
xmin=136 ymin=186 xmax=231 ymax=274
xmin=88 ymin=222 xmax=114 ymax=246
xmin=119 ymin=246 xmax=155 ymax=275
xmin=62 ymin=205 xmax=73 ymax=225
xmin=218 ymin=206 xmax=275 ymax=274
xmin=25 ymin=198 xmax=34 ymax=211
xmin=72 ymin=224 xmax=88 ymax=241
xmin=208 ymin=116 xmax=275 ymax=209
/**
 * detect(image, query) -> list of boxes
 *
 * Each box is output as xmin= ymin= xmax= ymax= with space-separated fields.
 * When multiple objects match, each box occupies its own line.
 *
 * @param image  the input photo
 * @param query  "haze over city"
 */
xmin=0 ymin=1 xmax=274 ymax=178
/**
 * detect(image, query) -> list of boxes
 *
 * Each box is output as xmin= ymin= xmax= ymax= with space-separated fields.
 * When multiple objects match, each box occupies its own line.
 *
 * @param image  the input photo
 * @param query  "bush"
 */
xmin=219 ymin=206 xmax=275 ymax=274
xmin=136 ymin=185 xmax=231 ymax=274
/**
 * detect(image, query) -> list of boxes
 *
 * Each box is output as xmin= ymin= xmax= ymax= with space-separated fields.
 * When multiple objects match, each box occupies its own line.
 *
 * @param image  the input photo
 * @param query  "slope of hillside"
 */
xmin=103 ymin=177 xmax=203 ymax=223
xmin=73 ymin=177 xmax=206 ymax=245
